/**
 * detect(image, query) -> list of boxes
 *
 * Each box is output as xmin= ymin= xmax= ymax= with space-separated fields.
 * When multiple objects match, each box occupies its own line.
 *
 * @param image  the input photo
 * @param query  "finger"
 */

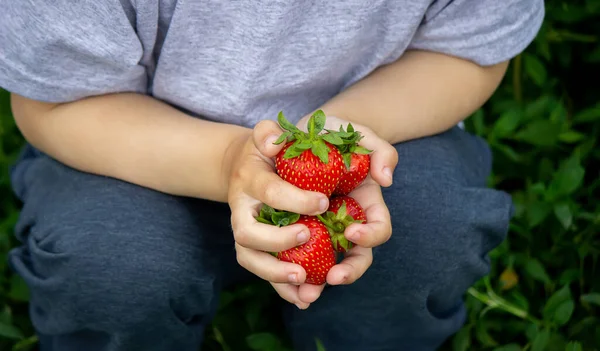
xmin=326 ymin=246 xmax=373 ymax=285
xmin=233 ymin=210 xmax=311 ymax=252
xmin=271 ymin=283 xmax=310 ymax=309
xmin=246 ymin=168 xmax=328 ymax=215
xmin=345 ymin=182 xmax=392 ymax=248
xmin=253 ymin=120 xmax=287 ymax=158
xmin=298 ymin=283 xmax=325 ymax=304
xmin=235 ymin=243 xmax=307 ymax=284
xmin=345 ymin=202 xmax=392 ymax=248
xmin=356 ymin=130 xmax=398 ymax=188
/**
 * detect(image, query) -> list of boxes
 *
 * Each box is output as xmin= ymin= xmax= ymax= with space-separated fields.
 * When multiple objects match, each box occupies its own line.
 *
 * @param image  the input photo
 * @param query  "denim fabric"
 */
xmin=8 ymin=126 xmax=513 ymax=351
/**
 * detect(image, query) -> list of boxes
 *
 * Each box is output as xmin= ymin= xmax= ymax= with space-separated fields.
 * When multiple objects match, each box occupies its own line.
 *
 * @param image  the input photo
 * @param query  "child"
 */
xmin=0 ymin=1 xmax=544 ymax=350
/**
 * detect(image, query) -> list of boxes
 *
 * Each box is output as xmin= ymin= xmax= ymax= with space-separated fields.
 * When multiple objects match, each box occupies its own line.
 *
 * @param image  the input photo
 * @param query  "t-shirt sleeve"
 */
xmin=407 ymin=0 xmax=545 ymax=66
xmin=0 ymin=1 xmax=146 ymax=103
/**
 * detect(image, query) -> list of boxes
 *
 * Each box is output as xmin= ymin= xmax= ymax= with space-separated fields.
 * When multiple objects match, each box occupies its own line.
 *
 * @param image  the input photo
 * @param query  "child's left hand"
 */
xmin=294 ymin=115 xmax=398 ymax=285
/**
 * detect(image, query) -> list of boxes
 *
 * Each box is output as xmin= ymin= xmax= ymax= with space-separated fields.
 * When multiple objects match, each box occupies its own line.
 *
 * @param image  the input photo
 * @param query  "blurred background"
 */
xmin=0 ymin=1 xmax=599 ymax=350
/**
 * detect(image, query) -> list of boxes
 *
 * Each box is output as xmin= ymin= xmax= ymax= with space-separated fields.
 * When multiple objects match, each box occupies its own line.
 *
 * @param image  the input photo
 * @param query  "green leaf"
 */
xmin=558 ymin=131 xmax=586 ymax=143
xmin=580 ymin=293 xmax=600 ymax=307
xmin=525 ymin=323 xmax=539 ymax=341
xmin=246 ymin=333 xmax=281 ymax=351
xmin=277 ymin=111 xmax=300 ymax=133
xmin=475 ymin=321 xmax=498 ymax=347
xmin=315 ymin=338 xmax=327 ymax=351
xmin=295 ymin=141 xmax=312 ymax=150
xmin=524 ymin=258 xmax=552 ymax=284
xmin=0 ymin=321 xmax=24 ymax=340
xmin=352 ymin=146 xmax=371 ymax=154
xmin=531 ymin=329 xmax=550 ymax=351
xmin=493 ymin=344 xmax=522 ymax=351
xmin=565 ymin=341 xmax=583 ymax=351
xmin=8 ymin=276 xmax=29 ymax=302
xmin=547 ymin=154 xmax=585 ymax=199
xmin=527 ymin=201 xmax=552 ymax=228
xmin=514 ymin=120 xmax=562 ymax=146
xmin=524 ymin=54 xmax=547 ymax=86
xmin=321 ymin=133 xmax=343 ymax=146
xmin=543 ymin=285 xmax=572 ymax=321
xmin=492 ymin=109 xmax=522 ymax=138
xmin=308 ymin=110 xmax=326 ymax=136
xmin=311 ymin=140 xmax=329 ymax=164
xmin=496 ymin=144 xmax=522 ymax=163
xmin=342 ymin=153 xmax=352 ymax=169
xmin=283 ymin=145 xmax=304 ymax=159
xmin=572 ymin=105 xmax=600 ymax=124
xmin=553 ymin=202 xmax=573 ymax=229
xmin=271 ymin=212 xmax=300 ymax=227
xmin=273 ymin=131 xmax=292 ymax=145
xmin=470 ymin=109 xmax=485 ymax=136
xmin=558 ymin=269 xmax=582 ymax=285
xmin=451 ymin=326 xmax=471 ymax=351
xmin=553 ymin=300 xmax=575 ymax=326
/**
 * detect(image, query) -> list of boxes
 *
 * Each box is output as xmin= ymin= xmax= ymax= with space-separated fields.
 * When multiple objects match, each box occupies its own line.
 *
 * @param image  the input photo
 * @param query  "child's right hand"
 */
xmin=226 ymin=120 xmax=330 ymax=309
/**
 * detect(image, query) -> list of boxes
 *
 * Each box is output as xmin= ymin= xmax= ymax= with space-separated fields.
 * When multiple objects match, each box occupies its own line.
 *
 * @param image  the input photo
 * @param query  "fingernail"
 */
xmin=288 ymin=273 xmax=298 ymax=283
xmin=319 ymin=197 xmax=328 ymax=212
xmin=297 ymin=231 xmax=309 ymax=243
xmin=295 ymin=302 xmax=309 ymax=310
xmin=383 ymin=167 xmax=393 ymax=181
xmin=265 ymin=135 xmax=279 ymax=148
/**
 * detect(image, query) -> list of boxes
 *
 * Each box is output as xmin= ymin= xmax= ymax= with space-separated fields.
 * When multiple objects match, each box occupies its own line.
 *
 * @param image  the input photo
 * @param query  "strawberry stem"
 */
xmin=333 ymin=123 xmax=373 ymax=169
xmin=316 ymin=201 xmax=365 ymax=251
xmin=273 ymin=110 xmax=345 ymax=164
xmin=255 ymin=204 xmax=300 ymax=227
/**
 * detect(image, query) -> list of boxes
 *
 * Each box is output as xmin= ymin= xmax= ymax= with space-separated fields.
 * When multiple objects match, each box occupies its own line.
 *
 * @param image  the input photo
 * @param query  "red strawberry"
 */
xmin=318 ymin=195 xmax=367 ymax=252
xmin=273 ymin=110 xmax=345 ymax=197
xmin=332 ymin=124 xmax=371 ymax=196
xmin=256 ymin=205 xmax=336 ymax=285
xmin=278 ymin=216 xmax=336 ymax=285
xmin=334 ymin=153 xmax=370 ymax=195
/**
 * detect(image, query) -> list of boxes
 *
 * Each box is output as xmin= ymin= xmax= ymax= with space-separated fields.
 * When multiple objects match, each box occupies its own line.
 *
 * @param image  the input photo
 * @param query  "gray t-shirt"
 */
xmin=0 ymin=0 xmax=544 ymax=127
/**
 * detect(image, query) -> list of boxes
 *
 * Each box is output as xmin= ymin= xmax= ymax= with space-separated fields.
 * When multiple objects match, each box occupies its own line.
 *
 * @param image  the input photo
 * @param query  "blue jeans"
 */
xmin=8 ymin=126 xmax=512 ymax=351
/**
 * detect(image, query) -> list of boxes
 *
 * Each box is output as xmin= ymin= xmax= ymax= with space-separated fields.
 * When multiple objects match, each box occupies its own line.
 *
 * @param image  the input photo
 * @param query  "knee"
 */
xmin=25 ymin=222 xmax=219 ymax=332
xmin=378 ymin=128 xmax=513 ymax=315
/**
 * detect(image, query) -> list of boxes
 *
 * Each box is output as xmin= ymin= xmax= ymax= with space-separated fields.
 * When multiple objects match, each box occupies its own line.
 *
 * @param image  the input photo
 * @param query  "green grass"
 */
xmin=1 ymin=1 xmax=600 ymax=350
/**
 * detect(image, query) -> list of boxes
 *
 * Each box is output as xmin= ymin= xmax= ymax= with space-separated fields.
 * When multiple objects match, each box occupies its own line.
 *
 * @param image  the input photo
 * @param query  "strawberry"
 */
xmin=256 ymin=205 xmax=336 ymax=285
xmin=273 ymin=110 xmax=345 ymax=197
xmin=331 ymin=123 xmax=372 ymax=196
xmin=317 ymin=195 xmax=366 ymax=253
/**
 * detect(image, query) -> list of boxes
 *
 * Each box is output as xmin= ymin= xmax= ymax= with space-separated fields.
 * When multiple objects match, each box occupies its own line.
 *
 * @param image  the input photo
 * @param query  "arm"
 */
xmin=11 ymin=93 xmax=250 ymax=202
xmin=317 ymin=50 xmax=509 ymax=144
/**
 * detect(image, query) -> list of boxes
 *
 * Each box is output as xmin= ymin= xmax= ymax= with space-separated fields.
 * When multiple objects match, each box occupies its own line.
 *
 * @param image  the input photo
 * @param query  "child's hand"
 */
xmin=227 ymin=120 xmax=329 ymax=308
xmin=227 ymin=117 xmax=397 ymax=309
xmin=295 ymin=115 xmax=398 ymax=285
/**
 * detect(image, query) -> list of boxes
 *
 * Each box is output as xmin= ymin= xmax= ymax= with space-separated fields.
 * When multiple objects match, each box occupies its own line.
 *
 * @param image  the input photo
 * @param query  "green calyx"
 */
xmin=328 ymin=123 xmax=372 ymax=170
xmin=316 ymin=201 xmax=364 ymax=251
xmin=255 ymin=204 xmax=300 ymax=227
xmin=273 ymin=110 xmax=345 ymax=164
xmin=255 ymin=204 xmax=301 ymax=257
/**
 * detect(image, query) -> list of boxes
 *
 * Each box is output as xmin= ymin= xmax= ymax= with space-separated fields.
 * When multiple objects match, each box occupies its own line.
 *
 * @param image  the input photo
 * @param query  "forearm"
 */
xmin=318 ymin=50 xmax=509 ymax=144
xmin=10 ymin=93 xmax=250 ymax=202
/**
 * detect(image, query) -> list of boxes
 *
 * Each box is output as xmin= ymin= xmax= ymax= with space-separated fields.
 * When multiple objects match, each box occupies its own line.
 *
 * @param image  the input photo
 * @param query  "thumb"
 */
xmin=253 ymin=120 xmax=287 ymax=158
